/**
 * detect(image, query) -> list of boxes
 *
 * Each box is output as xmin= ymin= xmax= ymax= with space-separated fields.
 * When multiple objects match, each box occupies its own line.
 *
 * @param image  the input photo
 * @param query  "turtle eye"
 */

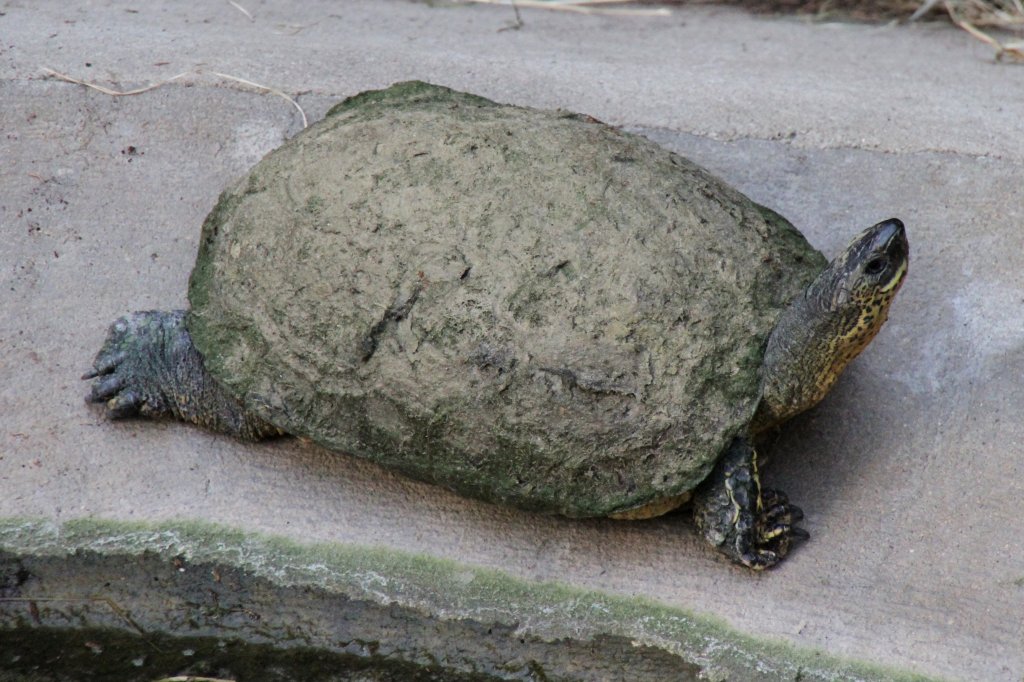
xmin=864 ymin=257 xmax=887 ymax=276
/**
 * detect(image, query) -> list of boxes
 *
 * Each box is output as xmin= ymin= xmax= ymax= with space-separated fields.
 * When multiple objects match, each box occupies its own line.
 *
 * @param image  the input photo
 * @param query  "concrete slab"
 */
xmin=2 ymin=1 xmax=1022 ymax=679
xmin=1 ymin=518 xmax=930 ymax=681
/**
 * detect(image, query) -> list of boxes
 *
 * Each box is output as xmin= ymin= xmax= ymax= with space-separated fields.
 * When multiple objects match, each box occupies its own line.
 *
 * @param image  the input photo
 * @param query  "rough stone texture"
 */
xmin=187 ymin=81 xmax=824 ymax=517
xmin=2 ymin=2 xmax=1023 ymax=680
xmin=0 ymin=519 xmax=925 ymax=682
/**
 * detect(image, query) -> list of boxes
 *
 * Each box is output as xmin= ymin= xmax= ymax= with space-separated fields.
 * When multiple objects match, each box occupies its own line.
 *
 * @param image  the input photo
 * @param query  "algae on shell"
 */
xmin=187 ymin=82 xmax=825 ymax=517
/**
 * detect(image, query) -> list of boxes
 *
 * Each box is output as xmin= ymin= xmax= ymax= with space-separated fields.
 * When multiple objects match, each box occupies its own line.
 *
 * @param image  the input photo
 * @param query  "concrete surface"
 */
xmin=1 ymin=0 xmax=1023 ymax=679
xmin=0 ymin=518 xmax=929 ymax=681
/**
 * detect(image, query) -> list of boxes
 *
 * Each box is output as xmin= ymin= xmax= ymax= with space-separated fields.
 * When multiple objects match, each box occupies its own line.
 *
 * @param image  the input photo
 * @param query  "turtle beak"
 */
xmin=820 ymin=218 xmax=910 ymax=308
xmin=847 ymin=218 xmax=908 ymax=262
xmin=866 ymin=218 xmax=909 ymax=293
xmin=873 ymin=218 xmax=909 ymax=263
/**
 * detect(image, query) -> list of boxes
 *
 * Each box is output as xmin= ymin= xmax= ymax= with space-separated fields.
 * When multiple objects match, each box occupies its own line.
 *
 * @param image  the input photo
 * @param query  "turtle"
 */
xmin=84 ymin=81 xmax=909 ymax=569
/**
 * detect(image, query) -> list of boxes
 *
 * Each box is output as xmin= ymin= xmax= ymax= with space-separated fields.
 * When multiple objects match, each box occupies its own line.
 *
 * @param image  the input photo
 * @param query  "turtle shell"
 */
xmin=187 ymin=81 xmax=826 ymax=517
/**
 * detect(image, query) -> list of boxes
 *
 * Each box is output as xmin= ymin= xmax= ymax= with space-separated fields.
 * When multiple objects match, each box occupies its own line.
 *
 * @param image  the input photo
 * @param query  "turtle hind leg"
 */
xmin=692 ymin=437 xmax=809 ymax=570
xmin=84 ymin=310 xmax=283 ymax=441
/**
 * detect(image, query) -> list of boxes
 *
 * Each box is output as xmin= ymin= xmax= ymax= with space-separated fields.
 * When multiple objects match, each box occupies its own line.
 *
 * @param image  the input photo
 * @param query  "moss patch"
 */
xmin=325 ymin=80 xmax=496 ymax=119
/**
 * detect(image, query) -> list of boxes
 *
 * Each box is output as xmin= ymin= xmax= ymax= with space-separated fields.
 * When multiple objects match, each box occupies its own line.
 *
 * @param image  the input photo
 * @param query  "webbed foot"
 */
xmin=693 ymin=438 xmax=808 ymax=570
xmin=84 ymin=310 xmax=282 ymax=441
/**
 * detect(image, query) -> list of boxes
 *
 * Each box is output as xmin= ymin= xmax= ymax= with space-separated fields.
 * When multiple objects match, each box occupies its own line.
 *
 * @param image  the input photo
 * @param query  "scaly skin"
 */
xmin=692 ymin=438 xmax=808 ymax=569
xmin=755 ymin=219 xmax=910 ymax=432
xmin=84 ymin=310 xmax=282 ymax=441
xmin=693 ymin=218 xmax=909 ymax=569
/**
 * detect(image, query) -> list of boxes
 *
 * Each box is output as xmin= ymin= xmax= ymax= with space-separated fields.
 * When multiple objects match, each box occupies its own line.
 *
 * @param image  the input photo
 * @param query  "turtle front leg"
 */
xmin=692 ymin=437 xmax=809 ymax=570
xmin=83 ymin=310 xmax=283 ymax=441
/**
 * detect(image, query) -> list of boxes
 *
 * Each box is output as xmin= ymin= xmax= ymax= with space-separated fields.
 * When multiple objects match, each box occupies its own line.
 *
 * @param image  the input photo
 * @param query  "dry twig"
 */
xmin=40 ymin=67 xmax=190 ymax=96
xmin=208 ymin=71 xmax=309 ymax=127
xmin=943 ymin=0 xmax=1024 ymax=59
xmin=40 ymin=67 xmax=309 ymax=127
xmin=460 ymin=0 xmax=671 ymax=16
xmin=227 ymin=0 xmax=255 ymax=22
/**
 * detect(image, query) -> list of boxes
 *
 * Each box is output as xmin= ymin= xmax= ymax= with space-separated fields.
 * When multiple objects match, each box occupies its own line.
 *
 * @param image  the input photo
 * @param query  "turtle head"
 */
xmin=755 ymin=219 xmax=908 ymax=432
xmin=807 ymin=218 xmax=908 ymax=319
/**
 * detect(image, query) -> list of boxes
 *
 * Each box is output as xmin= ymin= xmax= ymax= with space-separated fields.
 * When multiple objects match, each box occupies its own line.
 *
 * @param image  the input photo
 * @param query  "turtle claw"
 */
xmin=788 ymin=526 xmax=811 ymax=541
xmin=737 ymin=522 xmax=809 ymax=571
xmin=760 ymin=487 xmax=790 ymax=509
xmin=739 ymin=549 xmax=783 ymax=571
xmin=760 ymin=521 xmax=809 ymax=547
xmin=693 ymin=438 xmax=809 ymax=570
xmin=82 ymin=350 xmax=127 ymax=380
xmin=105 ymin=390 xmax=144 ymax=418
xmin=83 ymin=311 xmax=188 ymax=421
xmin=760 ymin=495 xmax=805 ymax=527
xmin=83 ymin=309 xmax=283 ymax=440
xmin=88 ymin=373 xmax=126 ymax=403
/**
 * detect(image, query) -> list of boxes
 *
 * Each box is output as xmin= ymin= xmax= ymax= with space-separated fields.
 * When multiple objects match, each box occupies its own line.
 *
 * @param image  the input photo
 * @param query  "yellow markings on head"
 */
xmin=880 ymin=260 xmax=908 ymax=294
xmin=758 ymin=220 xmax=908 ymax=430
xmin=811 ymin=266 xmax=904 ymax=403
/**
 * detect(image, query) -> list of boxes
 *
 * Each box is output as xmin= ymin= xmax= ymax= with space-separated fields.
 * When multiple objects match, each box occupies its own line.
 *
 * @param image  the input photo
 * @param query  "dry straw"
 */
xmin=459 ymin=0 xmax=671 ymax=15
xmin=928 ymin=0 xmax=1024 ymax=60
xmin=39 ymin=67 xmax=308 ymax=127
xmin=469 ymin=0 xmax=1024 ymax=60
xmin=227 ymin=0 xmax=255 ymax=22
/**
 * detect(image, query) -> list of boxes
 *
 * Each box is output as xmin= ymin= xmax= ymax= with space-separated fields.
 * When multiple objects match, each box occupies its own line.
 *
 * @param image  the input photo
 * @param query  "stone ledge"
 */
xmin=0 ymin=519 xmax=935 ymax=681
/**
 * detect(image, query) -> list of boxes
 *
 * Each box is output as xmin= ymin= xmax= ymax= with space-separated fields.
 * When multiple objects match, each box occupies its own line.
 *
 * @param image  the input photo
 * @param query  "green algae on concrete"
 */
xmin=0 ymin=518 xmax=939 ymax=682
